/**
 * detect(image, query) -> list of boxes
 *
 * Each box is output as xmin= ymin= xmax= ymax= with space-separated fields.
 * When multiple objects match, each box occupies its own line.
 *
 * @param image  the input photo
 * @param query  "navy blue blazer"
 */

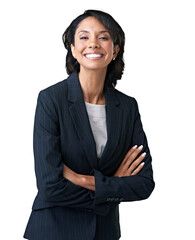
xmin=23 ymin=71 xmax=155 ymax=240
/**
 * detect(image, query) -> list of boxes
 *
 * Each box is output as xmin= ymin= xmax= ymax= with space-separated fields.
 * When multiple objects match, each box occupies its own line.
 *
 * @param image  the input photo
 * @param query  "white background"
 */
xmin=0 ymin=0 xmax=195 ymax=239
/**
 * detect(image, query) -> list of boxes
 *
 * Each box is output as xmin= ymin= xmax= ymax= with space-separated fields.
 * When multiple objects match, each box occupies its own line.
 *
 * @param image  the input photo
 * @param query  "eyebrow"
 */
xmin=77 ymin=30 xmax=110 ymax=34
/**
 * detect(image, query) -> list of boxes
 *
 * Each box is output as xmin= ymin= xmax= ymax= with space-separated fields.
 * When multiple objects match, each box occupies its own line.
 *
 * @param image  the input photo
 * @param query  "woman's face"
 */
xmin=71 ymin=17 xmax=119 ymax=72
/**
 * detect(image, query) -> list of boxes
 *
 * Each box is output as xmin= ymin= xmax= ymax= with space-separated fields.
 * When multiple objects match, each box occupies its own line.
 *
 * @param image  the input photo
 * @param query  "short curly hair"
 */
xmin=62 ymin=9 xmax=125 ymax=89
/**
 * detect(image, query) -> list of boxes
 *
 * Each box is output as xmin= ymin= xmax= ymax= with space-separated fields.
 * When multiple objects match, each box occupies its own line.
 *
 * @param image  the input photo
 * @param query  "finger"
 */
xmin=131 ymin=162 xmax=145 ymax=176
xmin=128 ymin=152 xmax=146 ymax=174
xmin=122 ymin=145 xmax=137 ymax=165
xmin=124 ymin=145 xmax=143 ymax=168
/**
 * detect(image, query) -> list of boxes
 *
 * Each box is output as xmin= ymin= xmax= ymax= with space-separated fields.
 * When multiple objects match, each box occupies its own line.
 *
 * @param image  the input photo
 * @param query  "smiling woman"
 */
xmin=23 ymin=9 xmax=155 ymax=240
xmin=63 ymin=10 xmax=125 ymax=89
xmin=70 ymin=17 xmax=120 ymax=93
xmin=71 ymin=17 xmax=119 ymax=72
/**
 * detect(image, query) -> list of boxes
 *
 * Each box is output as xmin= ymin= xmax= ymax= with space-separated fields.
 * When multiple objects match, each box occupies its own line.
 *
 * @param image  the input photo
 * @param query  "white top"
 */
xmin=85 ymin=102 xmax=107 ymax=159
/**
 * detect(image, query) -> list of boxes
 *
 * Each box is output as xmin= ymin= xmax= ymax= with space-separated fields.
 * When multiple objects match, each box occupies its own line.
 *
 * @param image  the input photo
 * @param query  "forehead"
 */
xmin=75 ymin=17 xmax=109 ymax=34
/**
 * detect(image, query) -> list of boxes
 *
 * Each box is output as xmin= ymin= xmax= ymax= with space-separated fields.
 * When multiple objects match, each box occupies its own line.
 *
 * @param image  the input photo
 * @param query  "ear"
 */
xmin=113 ymin=45 xmax=120 ymax=60
xmin=71 ymin=44 xmax=76 ymax=58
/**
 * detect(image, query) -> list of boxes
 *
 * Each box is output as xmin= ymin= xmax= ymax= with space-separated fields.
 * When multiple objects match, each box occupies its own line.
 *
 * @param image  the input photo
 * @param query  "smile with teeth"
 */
xmin=84 ymin=53 xmax=103 ymax=59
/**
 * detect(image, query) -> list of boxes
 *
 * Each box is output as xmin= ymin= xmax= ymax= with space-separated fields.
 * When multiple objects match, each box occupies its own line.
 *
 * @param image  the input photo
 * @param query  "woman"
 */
xmin=23 ymin=9 xmax=155 ymax=240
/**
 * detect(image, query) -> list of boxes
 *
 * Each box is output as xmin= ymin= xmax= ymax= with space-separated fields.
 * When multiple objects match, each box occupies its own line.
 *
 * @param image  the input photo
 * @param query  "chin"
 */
xmin=80 ymin=62 xmax=110 ymax=72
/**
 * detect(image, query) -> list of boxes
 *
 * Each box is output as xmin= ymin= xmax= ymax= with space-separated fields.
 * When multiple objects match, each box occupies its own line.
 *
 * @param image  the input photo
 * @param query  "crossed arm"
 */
xmin=34 ymin=90 xmax=154 ymax=212
xmin=63 ymin=144 xmax=146 ymax=192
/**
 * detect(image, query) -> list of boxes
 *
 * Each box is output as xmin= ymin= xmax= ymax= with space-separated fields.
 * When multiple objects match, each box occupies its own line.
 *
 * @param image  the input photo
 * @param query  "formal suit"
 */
xmin=23 ymin=71 xmax=155 ymax=240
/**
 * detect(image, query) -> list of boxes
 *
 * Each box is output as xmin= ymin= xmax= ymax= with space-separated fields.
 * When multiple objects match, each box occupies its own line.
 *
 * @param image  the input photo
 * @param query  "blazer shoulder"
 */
xmin=39 ymin=77 xmax=68 ymax=97
xmin=35 ymin=78 xmax=69 ymax=115
xmin=36 ymin=77 xmax=70 ymax=109
xmin=114 ymin=88 xmax=138 ymax=108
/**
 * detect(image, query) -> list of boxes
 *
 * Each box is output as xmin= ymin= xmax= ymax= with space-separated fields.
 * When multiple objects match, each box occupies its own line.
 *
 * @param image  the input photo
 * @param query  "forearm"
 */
xmin=78 ymin=174 xmax=95 ymax=192
xmin=63 ymin=164 xmax=95 ymax=191
xmin=93 ymin=168 xmax=155 ymax=204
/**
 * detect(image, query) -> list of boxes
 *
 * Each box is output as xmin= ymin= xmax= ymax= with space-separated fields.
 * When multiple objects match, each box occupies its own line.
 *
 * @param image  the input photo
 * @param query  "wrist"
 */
xmin=77 ymin=174 xmax=95 ymax=191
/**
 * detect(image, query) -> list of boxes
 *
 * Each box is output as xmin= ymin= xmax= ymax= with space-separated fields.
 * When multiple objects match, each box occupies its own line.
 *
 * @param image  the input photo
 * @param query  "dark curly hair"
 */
xmin=62 ymin=9 xmax=125 ymax=89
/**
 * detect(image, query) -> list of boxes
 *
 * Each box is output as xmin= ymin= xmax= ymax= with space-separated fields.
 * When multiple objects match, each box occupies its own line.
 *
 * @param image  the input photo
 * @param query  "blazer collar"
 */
xmin=67 ymin=71 xmax=119 ymax=105
xmin=67 ymin=71 xmax=123 ymax=170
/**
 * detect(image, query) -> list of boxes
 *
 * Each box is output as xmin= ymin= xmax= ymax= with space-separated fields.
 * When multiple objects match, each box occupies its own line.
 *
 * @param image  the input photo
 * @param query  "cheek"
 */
xmin=104 ymin=42 xmax=114 ymax=55
xmin=74 ymin=41 xmax=85 ymax=54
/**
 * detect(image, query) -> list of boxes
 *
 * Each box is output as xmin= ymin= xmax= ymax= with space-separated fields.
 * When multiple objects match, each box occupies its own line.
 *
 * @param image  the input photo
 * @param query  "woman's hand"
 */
xmin=113 ymin=145 xmax=146 ymax=177
xmin=63 ymin=144 xmax=146 ymax=190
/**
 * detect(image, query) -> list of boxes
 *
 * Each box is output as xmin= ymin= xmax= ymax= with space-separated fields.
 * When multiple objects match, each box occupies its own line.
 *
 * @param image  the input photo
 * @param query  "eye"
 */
xmin=80 ymin=36 xmax=89 ymax=40
xmin=99 ymin=36 xmax=109 ymax=40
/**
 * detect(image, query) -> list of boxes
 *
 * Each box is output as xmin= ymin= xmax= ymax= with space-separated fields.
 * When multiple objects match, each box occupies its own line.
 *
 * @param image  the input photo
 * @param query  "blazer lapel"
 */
xmin=98 ymin=86 xmax=123 ymax=170
xmin=67 ymin=71 xmax=123 ymax=170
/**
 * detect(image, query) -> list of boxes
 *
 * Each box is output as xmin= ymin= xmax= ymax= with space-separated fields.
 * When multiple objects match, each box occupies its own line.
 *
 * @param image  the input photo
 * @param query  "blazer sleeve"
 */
xmin=93 ymin=98 xmax=155 ymax=205
xmin=33 ymin=90 xmax=110 ymax=216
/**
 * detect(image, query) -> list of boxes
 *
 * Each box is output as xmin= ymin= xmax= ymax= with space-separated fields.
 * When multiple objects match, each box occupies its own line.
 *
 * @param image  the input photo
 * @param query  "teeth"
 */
xmin=85 ymin=54 xmax=102 ymax=58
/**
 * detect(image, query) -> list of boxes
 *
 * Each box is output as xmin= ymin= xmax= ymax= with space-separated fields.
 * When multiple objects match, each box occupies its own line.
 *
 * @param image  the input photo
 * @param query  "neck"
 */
xmin=78 ymin=67 xmax=107 ymax=105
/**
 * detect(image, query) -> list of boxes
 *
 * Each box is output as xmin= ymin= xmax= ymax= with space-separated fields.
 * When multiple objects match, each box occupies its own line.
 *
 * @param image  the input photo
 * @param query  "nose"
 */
xmin=88 ymin=37 xmax=100 ymax=49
